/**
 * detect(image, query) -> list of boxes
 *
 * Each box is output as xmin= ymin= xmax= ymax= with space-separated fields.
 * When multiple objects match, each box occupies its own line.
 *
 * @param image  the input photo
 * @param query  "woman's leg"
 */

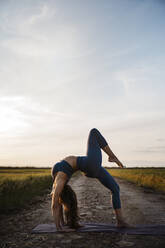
xmin=86 ymin=129 xmax=129 ymax=227
xmin=97 ymin=167 xmax=121 ymax=209
xmin=97 ymin=167 xmax=130 ymax=227
xmin=86 ymin=128 xmax=108 ymax=166
xmin=84 ymin=128 xmax=108 ymax=177
xmin=103 ymin=145 xmax=124 ymax=168
xmin=87 ymin=128 xmax=124 ymax=168
xmin=82 ymin=128 xmax=107 ymax=178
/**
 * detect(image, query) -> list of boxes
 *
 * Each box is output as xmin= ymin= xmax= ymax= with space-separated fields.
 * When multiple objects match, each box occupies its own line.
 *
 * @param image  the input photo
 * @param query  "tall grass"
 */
xmin=0 ymin=168 xmax=52 ymax=213
xmin=107 ymin=168 xmax=165 ymax=192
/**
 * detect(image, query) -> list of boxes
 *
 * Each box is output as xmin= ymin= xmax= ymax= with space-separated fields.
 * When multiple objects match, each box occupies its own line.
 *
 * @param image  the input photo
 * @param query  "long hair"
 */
xmin=60 ymin=184 xmax=80 ymax=228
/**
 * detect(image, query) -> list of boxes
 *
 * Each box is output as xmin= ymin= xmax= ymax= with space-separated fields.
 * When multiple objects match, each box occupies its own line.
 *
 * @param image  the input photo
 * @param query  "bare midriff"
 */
xmin=62 ymin=155 xmax=78 ymax=171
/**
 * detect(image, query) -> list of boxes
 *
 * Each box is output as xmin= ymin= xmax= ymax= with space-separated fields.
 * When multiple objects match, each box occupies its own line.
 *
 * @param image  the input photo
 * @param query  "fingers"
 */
xmin=51 ymin=205 xmax=64 ymax=231
xmin=55 ymin=218 xmax=63 ymax=231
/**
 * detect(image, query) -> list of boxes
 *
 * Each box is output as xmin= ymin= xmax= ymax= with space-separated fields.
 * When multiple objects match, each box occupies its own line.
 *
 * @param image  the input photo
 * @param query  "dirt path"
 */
xmin=0 ymin=173 xmax=165 ymax=248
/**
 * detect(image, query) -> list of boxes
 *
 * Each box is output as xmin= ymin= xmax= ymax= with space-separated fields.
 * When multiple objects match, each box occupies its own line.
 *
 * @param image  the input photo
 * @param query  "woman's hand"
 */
xmin=51 ymin=204 xmax=63 ymax=231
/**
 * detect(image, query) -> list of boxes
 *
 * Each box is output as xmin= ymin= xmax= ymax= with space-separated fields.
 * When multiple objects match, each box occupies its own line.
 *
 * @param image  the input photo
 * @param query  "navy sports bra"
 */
xmin=51 ymin=160 xmax=74 ymax=180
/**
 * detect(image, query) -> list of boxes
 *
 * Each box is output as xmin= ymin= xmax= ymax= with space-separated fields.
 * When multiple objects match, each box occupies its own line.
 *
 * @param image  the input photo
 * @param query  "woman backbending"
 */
xmin=51 ymin=128 xmax=129 ymax=230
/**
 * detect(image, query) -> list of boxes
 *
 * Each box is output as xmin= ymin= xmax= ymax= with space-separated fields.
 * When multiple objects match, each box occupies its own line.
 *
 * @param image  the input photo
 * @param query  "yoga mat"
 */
xmin=32 ymin=223 xmax=165 ymax=235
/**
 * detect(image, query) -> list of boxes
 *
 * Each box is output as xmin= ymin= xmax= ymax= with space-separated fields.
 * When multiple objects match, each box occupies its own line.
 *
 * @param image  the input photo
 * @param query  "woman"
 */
xmin=51 ymin=128 xmax=129 ymax=231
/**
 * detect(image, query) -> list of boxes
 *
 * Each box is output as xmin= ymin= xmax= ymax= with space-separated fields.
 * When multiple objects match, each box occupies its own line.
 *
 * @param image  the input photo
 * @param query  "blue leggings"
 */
xmin=78 ymin=128 xmax=121 ymax=209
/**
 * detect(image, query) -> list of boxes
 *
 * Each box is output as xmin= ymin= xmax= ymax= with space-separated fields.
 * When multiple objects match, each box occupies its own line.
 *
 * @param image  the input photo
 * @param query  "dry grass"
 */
xmin=107 ymin=168 xmax=165 ymax=192
xmin=0 ymin=167 xmax=52 ymax=213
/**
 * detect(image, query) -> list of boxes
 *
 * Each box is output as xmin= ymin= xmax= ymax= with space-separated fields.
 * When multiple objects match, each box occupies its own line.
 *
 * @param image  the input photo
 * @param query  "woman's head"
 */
xmin=60 ymin=184 xmax=80 ymax=228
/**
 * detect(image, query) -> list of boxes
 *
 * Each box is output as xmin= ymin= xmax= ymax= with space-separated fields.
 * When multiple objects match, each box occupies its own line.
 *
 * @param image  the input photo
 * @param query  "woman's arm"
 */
xmin=51 ymin=172 xmax=68 ymax=230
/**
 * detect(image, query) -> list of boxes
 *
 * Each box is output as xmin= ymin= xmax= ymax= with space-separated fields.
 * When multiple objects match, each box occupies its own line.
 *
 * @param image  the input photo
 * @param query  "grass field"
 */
xmin=107 ymin=167 xmax=165 ymax=192
xmin=1 ymin=167 xmax=165 ymax=213
xmin=0 ymin=167 xmax=52 ymax=213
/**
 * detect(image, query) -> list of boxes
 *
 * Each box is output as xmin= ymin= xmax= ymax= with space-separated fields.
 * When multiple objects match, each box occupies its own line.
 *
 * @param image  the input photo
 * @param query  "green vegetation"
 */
xmin=0 ymin=167 xmax=52 ymax=213
xmin=107 ymin=168 xmax=165 ymax=192
xmin=1 ymin=167 xmax=165 ymax=214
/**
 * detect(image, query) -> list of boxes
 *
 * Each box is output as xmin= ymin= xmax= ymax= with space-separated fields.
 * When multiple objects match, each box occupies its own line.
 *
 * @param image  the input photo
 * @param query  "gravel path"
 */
xmin=0 ymin=172 xmax=165 ymax=248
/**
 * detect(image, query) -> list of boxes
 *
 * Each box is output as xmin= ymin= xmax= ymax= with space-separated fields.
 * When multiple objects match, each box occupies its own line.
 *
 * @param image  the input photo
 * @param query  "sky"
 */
xmin=0 ymin=0 xmax=165 ymax=167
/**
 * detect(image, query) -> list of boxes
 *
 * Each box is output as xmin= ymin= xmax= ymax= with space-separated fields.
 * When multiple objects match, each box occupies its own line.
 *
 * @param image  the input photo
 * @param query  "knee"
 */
xmin=90 ymin=128 xmax=98 ymax=135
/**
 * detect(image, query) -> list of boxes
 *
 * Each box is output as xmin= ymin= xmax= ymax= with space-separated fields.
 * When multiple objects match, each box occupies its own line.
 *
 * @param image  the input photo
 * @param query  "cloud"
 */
xmin=157 ymin=138 xmax=165 ymax=142
xmin=0 ymin=0 xmax=165 ymax=166
xmin=104 ymin=111 xmax=165 ymax=134
xmin=135 ymin=146 xmax=165 ymax=153
xmin=0 ymin=1 xmax=54 ymax=33
xmin=1 ymin=25 xmax=80 ymax=59
xmin=0 ymin=95 xmax=87 ymax=142
xmin=0 ymin=1 xmax=87 ymax=59
xmin=27 ymin=4 xmax=52 ymax=26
